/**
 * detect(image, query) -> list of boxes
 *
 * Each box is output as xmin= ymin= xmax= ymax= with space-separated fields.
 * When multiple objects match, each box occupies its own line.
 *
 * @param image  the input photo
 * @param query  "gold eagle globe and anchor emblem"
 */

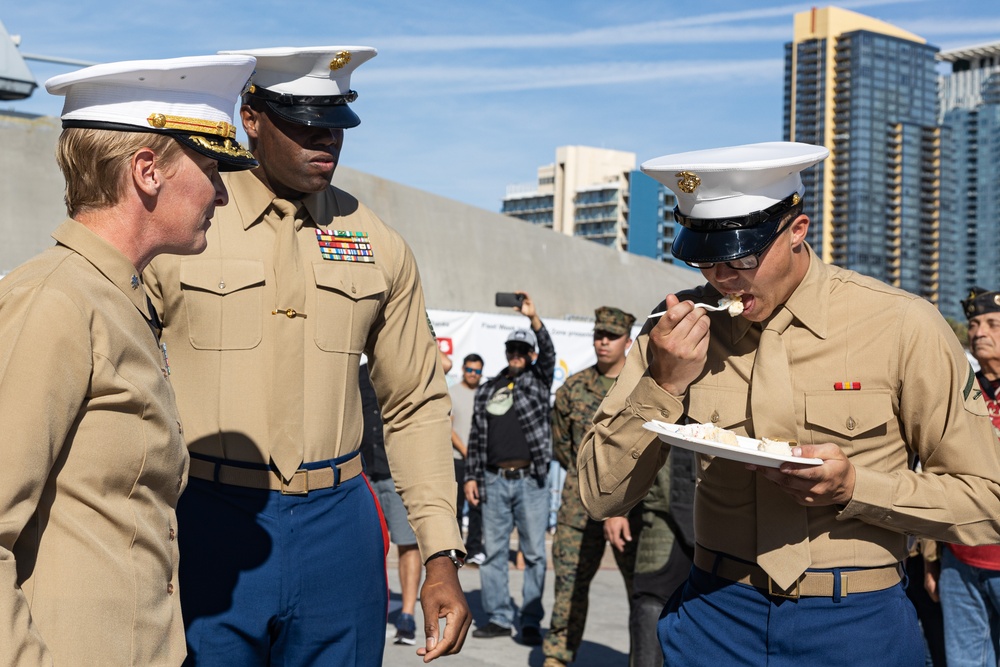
xmin=675 ymin=171 xmax=701 ymax=194
xmin=329 ymin=51 xmax=352 ymax=70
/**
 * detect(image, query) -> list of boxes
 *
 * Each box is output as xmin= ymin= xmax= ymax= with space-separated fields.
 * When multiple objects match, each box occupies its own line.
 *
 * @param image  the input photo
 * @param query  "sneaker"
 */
xmin=472 ymin=622 xmax=513 ymax=639
xmin=393 ymin=613 xmax=416 ymax=646
xmin=466 ymin=552 xmax=486 ymax=566
xmin=519 ymin=626 xmax=543 ymax=646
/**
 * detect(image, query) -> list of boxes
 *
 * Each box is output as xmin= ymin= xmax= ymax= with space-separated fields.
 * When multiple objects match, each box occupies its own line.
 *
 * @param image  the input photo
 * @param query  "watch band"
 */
xmin=426 ymin=549 xmax=466 ymax=569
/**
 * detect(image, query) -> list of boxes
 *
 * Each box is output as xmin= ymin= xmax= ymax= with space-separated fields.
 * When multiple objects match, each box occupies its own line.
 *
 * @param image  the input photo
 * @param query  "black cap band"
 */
xmin=247 ymin=85 xmax=358 ymax=107
xmin=674 ymin=192 xmax=801 ymax=231
xmin=247 ymin=85 xmax=362 ymax=129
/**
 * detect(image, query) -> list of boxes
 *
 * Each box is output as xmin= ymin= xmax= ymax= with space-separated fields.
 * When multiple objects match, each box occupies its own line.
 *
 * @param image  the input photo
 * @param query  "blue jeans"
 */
xmin=940 ymin=546 xmax=1000 ymax=666
xmin=480 ymin=470 xmax=549 ymax=629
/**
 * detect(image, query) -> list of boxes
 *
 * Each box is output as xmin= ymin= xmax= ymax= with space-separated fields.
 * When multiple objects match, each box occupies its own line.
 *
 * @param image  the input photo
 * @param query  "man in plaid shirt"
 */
xmin=464 ymin=291 xmax=555 ymax=646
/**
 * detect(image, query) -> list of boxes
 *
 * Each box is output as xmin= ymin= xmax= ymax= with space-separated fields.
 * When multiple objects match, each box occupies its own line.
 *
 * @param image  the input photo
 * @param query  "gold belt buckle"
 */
xmin=767 ymin=576 xmax=801 ymax=600
xmin=280 ymin=469 xmax=309 ymax=495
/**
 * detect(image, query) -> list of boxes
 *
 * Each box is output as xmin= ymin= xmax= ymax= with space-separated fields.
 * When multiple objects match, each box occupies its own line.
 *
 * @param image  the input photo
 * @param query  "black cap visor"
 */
xmin=249 ymin=86 xmax=361 ymax=129
xmin=173 ymin=133 xmax=257 ymax=171
xmin=670 ymin=193 xmax=802 ymax=264
xmin=671 ymin=216 xmax=785 ymax=264
xmin=264 ymin=99 xmax=360 ymax=129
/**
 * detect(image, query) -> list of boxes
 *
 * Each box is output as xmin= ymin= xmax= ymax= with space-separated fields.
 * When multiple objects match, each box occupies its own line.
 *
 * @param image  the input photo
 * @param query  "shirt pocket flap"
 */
xmin=686 ymin=385 xmax=750 ymax=430
xmin=312 ymin=262 xmax=387 ymax=301
xmin=804 ymin=390 xmax=893 ymax=438
xmin=180 ymin=259 xmax=265 ymax=296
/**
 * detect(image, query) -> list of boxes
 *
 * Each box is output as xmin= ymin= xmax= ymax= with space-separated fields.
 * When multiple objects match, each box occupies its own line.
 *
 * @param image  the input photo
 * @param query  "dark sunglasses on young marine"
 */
xmin=684 ymin=217 xmax=795 ymax=271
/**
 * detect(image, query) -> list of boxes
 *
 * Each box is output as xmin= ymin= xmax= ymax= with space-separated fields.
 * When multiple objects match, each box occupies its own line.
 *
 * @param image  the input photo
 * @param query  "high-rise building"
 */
xmin=938 ymin=41 xmax=1000 ymax=319
xmin=626 ymin=169 xmax=678 ymax=263
xmin=784 ymin=6 xmax=942 ymax=305
xmin=501 ymin=146 xmax=679 ymax=263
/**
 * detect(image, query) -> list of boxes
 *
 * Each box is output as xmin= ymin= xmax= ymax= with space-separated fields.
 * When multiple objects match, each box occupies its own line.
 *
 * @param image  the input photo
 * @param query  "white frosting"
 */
xmin=758 ymin=437 xmax=793 ymax=456
xmin=678 ymin=423 xmax=739 ymax=447
xmin=719 ymin=294 xmax=744 ymax=317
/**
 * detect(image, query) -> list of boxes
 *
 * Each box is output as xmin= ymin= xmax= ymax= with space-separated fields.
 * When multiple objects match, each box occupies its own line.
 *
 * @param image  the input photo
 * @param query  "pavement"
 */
xmin=379 ymin=534 xmax=632 ymax=667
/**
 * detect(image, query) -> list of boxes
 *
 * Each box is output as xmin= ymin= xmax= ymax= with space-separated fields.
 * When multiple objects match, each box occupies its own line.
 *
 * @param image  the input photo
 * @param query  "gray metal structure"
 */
xmin=0 ymin=21 xmax=36 ymax=100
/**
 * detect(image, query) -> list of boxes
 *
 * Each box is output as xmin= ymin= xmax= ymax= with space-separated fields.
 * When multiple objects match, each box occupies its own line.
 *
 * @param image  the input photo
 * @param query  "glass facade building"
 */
xmin=938 ymin=42 xmax=1000 ymax=319
xmin=627 ymin=170 xmax=678 ymax=263
xmin=785 ymin=7 xmax=942 ymax=306
xmin=500 ymin=192 xmax=554 ymax=227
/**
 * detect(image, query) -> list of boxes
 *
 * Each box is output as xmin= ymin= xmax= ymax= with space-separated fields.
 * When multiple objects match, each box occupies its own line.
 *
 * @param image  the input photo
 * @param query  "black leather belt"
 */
xmin=487 ymin=465 xmax=530 ymax=480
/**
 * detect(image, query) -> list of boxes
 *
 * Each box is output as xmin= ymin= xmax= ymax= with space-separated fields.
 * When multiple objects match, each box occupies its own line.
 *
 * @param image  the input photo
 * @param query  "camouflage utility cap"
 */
xmin=594 ymin=306 xmax=636 ymax=336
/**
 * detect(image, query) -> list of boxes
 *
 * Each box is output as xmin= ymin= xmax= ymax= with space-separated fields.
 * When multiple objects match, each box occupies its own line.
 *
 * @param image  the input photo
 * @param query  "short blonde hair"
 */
xmin=55 ymin=127 xmax=184 ymax=217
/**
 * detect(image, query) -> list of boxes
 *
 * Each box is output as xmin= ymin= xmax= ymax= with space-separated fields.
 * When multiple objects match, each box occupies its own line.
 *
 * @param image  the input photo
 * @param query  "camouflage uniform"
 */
xmin=544 ymin=308 xmax=640 ymax=666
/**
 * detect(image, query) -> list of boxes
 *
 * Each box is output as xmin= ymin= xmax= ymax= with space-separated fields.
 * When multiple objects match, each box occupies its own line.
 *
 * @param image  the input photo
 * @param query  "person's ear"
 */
xmin=789 ymin=213 xmax=810 ymax=249
xmin=241 ymin=104 xmax=259 ymax=140
xmin=131 ymin=147 xmax=160 ymax=197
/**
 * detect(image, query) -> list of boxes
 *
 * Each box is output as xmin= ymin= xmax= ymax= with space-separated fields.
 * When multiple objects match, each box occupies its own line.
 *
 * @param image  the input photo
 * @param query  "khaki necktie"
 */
xmin=268 ymin=198 xmax=306 ymax=482
xmin=751 ymin=306 xmax=811 ymax=591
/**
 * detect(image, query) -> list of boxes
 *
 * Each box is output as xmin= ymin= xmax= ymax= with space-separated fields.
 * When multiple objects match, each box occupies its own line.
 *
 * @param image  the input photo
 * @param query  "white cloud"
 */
xmin=364 ymin=59 xmax=784 ymax=95
xmin=376 ymin=26 xmax=791 ymax=51
xmin=900 ymin=18 xmax=1000 ymax=35
xmin=367 ymin=0 xmax=921 ymax=52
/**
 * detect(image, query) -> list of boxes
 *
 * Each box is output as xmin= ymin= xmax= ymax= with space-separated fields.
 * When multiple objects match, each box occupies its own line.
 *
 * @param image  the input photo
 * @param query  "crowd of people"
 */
xmin=1 ymin=40 xmax=999 ymax=667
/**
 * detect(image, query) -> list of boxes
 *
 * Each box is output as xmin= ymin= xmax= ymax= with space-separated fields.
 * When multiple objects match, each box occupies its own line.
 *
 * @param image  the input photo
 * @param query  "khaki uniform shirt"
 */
xmin=579 ymin=248 xmax=1000 ymax=570
xmin=144 ymin=170 xmax=462 ymax=559
xmin=0 ymin=220 xmax=187 ymax=666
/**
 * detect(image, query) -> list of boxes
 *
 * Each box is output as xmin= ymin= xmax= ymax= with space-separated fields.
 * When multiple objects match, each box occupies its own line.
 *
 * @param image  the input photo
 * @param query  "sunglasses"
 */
xmin=685 ymin=219 xmax=793 ymax=271
xmin=505 ymin=344 xmax=533 ymax=356
xmin=463 ymin=367 xmax=483 ymax=375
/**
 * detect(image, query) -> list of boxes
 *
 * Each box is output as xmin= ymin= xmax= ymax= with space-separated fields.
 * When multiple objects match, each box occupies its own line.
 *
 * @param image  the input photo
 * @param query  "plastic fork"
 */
xmin=647 ymin=301 xmax=732 ymax=319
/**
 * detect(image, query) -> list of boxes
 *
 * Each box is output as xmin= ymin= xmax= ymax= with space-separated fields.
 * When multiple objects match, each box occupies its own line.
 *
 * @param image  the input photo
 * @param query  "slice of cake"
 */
xmin=678 ymin=423 xmax=740 ymax=447
xmin=757 ymin=437 xmax=795 ymax=456
xmin=719 ymin=293 xmax=744 ymax=317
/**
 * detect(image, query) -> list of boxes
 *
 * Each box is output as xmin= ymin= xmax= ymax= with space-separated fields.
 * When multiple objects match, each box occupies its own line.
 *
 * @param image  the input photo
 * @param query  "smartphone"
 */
xmin=495 ymin=292 xmax=525 ymax=308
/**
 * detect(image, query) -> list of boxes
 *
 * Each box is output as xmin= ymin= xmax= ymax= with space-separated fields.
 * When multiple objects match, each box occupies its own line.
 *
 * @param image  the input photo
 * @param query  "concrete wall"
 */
xmin=0 ymin=113 xmax=66 ymax=276
xmin=0 ymin=112 xmax=699 ymax=319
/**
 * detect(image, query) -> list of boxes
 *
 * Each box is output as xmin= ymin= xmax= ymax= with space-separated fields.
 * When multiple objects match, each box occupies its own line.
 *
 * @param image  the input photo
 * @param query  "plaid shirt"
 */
xmin=465 ymin=324 xmax=555 ymax=502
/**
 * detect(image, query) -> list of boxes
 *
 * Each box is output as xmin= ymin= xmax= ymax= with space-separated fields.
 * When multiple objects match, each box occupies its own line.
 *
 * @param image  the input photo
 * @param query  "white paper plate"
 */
xmin=643 ymin=420 xmax=822 ymax=469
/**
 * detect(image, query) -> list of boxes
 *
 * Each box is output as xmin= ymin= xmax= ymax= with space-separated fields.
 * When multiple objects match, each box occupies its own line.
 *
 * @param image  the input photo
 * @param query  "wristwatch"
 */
xmin=426 ymin=549 xmax=466 ymax=569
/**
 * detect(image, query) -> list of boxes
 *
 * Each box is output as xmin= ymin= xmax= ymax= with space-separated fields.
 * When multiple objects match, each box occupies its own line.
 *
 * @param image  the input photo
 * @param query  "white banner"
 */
xmin=429 ymin=308 xmax=640 ymax=393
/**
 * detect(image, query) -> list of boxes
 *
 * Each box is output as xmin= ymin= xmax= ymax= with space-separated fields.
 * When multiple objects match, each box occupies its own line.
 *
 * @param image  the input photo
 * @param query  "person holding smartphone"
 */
xmin=464 ymin=291 xmax=556 ymax=646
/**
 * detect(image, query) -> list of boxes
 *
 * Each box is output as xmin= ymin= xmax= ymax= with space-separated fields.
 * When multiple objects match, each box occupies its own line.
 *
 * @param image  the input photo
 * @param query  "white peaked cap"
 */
xmin=640 ymin=142 xmax=829 ymax=220
xmin=220 ymin=46 xmax=377 ymax=129
xmin=45 ymin=55 xmax=258 ymax=170
xmin=221 ymin=45 xmax=376 ymax=96
xmin=640 ymin=142 xmax=829 ymax=263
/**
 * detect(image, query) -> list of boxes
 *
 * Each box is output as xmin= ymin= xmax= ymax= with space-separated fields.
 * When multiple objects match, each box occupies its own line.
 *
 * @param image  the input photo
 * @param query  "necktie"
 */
xmin=751 ymin=306 xmax=811 ymax=591
xmin=268 ymin=198 xmax=306 ymax=482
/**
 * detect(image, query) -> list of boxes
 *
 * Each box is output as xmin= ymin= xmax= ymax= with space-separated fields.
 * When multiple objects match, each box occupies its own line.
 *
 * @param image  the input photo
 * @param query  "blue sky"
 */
xmin=3 ymin=0 xmax=999 ymax=212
